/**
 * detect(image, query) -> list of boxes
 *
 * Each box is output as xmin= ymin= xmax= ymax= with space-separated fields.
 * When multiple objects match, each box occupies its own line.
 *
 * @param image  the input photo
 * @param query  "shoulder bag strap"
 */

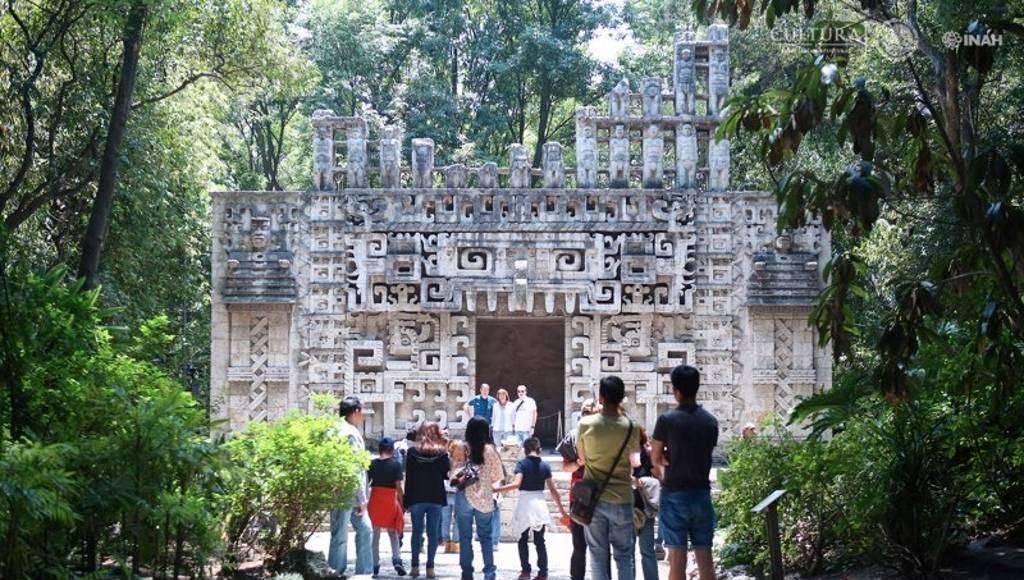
xmin=596 ymin=419 xmax=634 ymax=497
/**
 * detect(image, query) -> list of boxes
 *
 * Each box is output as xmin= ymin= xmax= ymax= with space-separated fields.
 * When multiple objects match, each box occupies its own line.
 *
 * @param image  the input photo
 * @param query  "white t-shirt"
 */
xmin=511 ymin=396 xmax=537 ymax=431
xmin=491 ymin=401 xmax=514 ymax=432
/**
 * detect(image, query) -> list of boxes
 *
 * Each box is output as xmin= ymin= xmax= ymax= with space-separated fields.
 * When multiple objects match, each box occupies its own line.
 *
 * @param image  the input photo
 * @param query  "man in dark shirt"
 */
xmin=651 ymin=365 xmax=719 ymax=580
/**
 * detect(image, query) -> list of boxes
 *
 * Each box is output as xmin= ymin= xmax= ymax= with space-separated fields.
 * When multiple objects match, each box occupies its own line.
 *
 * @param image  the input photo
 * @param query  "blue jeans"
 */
xmin=492 ymin=498 xmax=502 ymax=543
xmin=408 ymin=502 xmax=443 ymax=569
xmin=637 ymin=515 xmax=658 ymax=580
xmin=441 ymin=492 xmax=460 ymax=542
xmin=514 ymin=430 xmax=531 ymax=444
xmin=328 ymin=507 xmax=372 ymax=574
xmin=583 ymin=500 xmax=636 ymax=580
xmin=455 ymin=491 xmax=496 ymax=580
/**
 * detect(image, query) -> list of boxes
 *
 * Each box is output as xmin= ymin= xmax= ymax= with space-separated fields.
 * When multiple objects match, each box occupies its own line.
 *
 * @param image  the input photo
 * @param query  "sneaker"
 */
xmin=410 ymin=566 xmax=420 ymax=578
xmin=395 ymin=563 xmax=407 ymax=576
xmin=373 ymin=565 xmax=380 ymax=578
xmin=518 ymin=572 xmax=532 ymax=580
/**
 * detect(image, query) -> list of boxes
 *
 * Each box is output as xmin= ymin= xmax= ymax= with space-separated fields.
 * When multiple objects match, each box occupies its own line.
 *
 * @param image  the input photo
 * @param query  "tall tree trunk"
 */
xmin=533 ymin=78 xmax=552 ymax=166
xmin=77 ymin=0 xmax=147 ymax=289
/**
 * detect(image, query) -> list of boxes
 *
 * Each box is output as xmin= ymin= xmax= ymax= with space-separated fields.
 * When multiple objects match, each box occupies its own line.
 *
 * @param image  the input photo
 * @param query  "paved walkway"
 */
xmin=306 ymin=529 xmax=674 ymax=579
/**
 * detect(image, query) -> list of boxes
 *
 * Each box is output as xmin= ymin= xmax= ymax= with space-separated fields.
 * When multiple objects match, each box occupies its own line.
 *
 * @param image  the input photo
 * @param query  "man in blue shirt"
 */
xmin=463 ymin=382 xmax=497 ymax=421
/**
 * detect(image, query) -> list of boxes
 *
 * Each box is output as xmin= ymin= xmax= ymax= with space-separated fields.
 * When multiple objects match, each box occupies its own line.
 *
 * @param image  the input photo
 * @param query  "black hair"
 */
xmin=338 ymin=395 xmax=362 ymax=418
xmin=599 ymin=375 xmax=626 ymax=406
xmin=670 ymin=365 xmax=700 ymax=399
xmin=379 ymin=439 xmax=395 ymax=453
xmin=465 ymin=416 xmax=491 ymax=465
xmin=406 ymin=428 xmax=418 ymax=442
xmin=523 ymin=437 xmax=541 ymax=455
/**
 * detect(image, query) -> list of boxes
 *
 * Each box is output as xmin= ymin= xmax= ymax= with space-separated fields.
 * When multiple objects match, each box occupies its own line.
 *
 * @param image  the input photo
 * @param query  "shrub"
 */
xmin=220 ymin=412 xmax=368 ymax=570
xmin=718 ymin=420 xmax=879 ymax=576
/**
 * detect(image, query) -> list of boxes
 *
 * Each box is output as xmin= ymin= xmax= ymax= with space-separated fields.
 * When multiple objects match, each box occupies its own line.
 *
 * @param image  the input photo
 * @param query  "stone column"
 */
xmin=609 ymin=125 xmax=630 ymax=188
xmin=676 ymin=123 xmax=698 ymax=189
xmin=709 ymin=137 xmax=730 ymax=191
xmin=380 ymin=125 xmax=402 ymax=188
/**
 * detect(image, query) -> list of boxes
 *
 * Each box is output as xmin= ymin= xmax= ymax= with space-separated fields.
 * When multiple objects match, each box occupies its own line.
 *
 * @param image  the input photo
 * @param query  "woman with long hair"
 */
xmin=452 ymin=416 xmax=505 ymax=580
xmin=403 ymin=421 xmax=451 ymax=578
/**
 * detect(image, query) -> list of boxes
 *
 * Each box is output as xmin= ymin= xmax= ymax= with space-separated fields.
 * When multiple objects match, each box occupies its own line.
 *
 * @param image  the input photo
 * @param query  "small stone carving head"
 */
xmin=543 ymin=142 xmax=562 ymax=162
xmin=708 ymin=23 xmax=729 ymax=42
xmin=645 ymin=124 xmax=660 ymax=139
xmin=249 ymin=216 xmax=271 ymax=250
xmin=774 ymin=232 xmax=794 ymax=253
xmin=644 ymin=78 xmax=661 ymax=97
xmin=511 ymin=144 xmax=529 ymax=168
xmin=614 ymin=78 xmax=630 ymax=93
xmin=681 ymin=124 xmax=695 ymax=137
xmin=614 ymin=125 xmax=626 ymax=138
xmin=679 ymin=47 xmax=693 ymax=63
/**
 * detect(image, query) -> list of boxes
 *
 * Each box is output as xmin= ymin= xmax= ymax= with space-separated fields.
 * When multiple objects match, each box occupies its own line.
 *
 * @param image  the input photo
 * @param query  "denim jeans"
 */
xmin=441 ymin=492 xmax=460 ymax=542
xmin=455 ymin=491 xmax=496 ymax=580
xmin=492 ymin=499 xmax=502 ymax=544
xmin=408 ymin=502 xmax=443 ymax=569
xmin=583 ymin=500 xmax=636 ymax=580
xmin=514 ymin=430 xmax=531 ymax=444
xmin=637 ymin=515 xmax=658 ymax=580
xmin=328 ymin=507 xmax=373 ymax=575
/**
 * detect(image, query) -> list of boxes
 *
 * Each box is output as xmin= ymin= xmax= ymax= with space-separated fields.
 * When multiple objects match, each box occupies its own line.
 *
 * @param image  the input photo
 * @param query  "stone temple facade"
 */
xmin=210 ymin=25 xmax=831 ymax=443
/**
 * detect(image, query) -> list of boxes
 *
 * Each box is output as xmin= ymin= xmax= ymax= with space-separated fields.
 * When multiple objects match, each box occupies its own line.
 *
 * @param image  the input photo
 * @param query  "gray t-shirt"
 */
xmin=652 ymin=403 xmax=718 ymax=491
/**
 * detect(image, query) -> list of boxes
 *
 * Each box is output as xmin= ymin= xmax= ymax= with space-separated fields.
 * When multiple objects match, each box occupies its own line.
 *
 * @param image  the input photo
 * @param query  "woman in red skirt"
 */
xmin=368 ymin=437 xmax=407 ymax=577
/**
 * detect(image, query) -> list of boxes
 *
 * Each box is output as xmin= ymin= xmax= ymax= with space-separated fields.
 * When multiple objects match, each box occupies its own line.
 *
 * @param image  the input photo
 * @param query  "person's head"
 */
xmin=339 ymin=396 xmax=363 ymax=426
xmin=516 ymin=384 xmax=528 ymax=398
xmin=742 ymin=422 xmax=757 ymax=439
xmin=465 ymin=416 xmax=491 ymax=465
xmin=496 ymin=388 xmax=510 ymax=404
xmin=405 ymin=428 xmax=418 ymax=443
xmin=378 ymin=436 xmax=395 ymax=457
xmin=416 ymin=421 xmax=447 ymax=455
xmin=598 ymin=375 xmax=626 ymax=409
xmin=670 ymin=365 xmax=700 ymax=402
xmin=523 ymin=437 xmax=541 ymax=456
xmin=580 ymin=398 xmax=601 ymax=416
xmin=479 ymin=383 xmax=491 ymax=397
xmin=448 ymin=439 xmax=467 ymax=464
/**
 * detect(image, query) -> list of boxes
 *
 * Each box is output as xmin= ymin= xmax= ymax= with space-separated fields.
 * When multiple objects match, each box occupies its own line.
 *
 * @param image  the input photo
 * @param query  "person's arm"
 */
xmin=495 ymin=472 xmax=524 ymax=494
xmin=396 ymin=478 xmax=405 ymax=506
xmin=531 ymin=401 xmax=538 ymax=434
xmin=546 ymin=477 xmax=568 ymax=517
xmin=463 ymin=399 xmax=473 ymax=418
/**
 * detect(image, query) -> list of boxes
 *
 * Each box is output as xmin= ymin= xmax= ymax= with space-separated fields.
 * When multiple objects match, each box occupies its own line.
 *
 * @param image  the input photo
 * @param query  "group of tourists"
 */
xmin=463 ymin=382 xmax=538 ymax=444
xmin=327 ymin=363 xmax=718 ymax=580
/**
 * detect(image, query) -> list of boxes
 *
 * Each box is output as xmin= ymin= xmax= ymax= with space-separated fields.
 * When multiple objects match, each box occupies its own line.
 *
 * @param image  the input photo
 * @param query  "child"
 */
xmin=367 ymin=437 xmax=407 ymax=577
xmin=441 ymin=439 xmax=464 ymax=553
xmin=497 ymin=437 xmax=568 ymax=580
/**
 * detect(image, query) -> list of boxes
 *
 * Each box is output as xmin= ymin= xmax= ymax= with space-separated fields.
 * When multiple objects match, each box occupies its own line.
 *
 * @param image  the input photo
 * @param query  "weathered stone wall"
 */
xmin=209 ymin=25 xmax=831 ymax=440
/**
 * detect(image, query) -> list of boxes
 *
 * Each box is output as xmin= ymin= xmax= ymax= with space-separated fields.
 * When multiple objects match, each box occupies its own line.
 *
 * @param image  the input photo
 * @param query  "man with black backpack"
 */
xmin=575 ymin=376 xmax=641 ymax=580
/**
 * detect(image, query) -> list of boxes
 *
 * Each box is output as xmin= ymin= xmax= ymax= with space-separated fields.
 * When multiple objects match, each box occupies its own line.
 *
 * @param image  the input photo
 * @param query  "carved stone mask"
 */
xmin=250 ymin=217 xmax=271 ymax=250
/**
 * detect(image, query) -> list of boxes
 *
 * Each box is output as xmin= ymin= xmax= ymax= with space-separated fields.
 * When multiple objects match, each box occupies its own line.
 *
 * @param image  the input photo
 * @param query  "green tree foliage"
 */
xmin=220 ymin=412 xmax=369 ymax=571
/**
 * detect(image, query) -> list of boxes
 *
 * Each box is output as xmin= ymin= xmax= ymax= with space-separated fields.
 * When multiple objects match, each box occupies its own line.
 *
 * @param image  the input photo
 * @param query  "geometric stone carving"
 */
xmin=210 ymin=26 xmax=831 ymax=443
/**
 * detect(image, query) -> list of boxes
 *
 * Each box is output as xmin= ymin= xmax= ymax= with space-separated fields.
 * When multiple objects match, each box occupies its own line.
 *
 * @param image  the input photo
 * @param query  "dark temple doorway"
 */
xmin=475 ymin=318 xmax=565 ymax=447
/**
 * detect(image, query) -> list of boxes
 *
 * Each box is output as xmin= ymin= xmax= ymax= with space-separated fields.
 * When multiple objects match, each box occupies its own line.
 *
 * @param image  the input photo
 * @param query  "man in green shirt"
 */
xmin=577 ymin=375 xmax=641 ymax=580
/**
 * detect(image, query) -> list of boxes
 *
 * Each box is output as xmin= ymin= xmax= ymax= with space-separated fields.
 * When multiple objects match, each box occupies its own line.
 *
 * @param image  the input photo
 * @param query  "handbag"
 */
xmin=451 ymin=461 xmax=480 ymax=491
xmin=570 ymin=419 xmax=633 ymax=526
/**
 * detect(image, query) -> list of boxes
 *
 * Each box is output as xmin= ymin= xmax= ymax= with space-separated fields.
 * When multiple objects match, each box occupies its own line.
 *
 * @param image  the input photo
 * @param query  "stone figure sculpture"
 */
xmin=642 ymin=124 xmax=664 ymax=189
xmin=411 ymin=138 xmax=435 ymax=188
xmin=380 ymin=126 xmax=401 ymax=188
xmin=477 ymin=162 xmax=498 ymax=188
xmin=642 ymin=77 xmax=662 ymax=117
xmin=708 ymin=25 xmax=730 ymax=116
xmin=312 ymin=112 xmax=334 ymax=191
xmin=346 ymin=122 xmax=368 ymax=188
xmin=676 ymin=123 xmax=698 ymax=189
xmin=709 ymin=137 xmax=730 ymax=191
xmin=509 ymin=144 xmax=531 ymax=188
xmin=609 ymin=124 xmax=630 ymax=188
xmin=543 ymin=142 xmax=565 ymax=188
xmin=609 ymin=78 xmax=631 ymax=118
xmin=445 ymin=164 xmax=468 ymax=188
xmin=575 ymin=107 xmax=598 ymax=188
xmin=674 ymin=32 xmax=696 ymax=115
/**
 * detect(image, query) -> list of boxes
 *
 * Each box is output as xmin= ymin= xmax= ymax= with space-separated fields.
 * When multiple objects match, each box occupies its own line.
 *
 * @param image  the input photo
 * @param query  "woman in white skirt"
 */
xmin=496 ymin=437 xmax=568 ymax=580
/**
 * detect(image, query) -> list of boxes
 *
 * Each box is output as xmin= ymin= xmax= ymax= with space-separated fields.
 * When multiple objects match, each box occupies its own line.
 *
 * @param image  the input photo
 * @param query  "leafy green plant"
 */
xmin=220 ymin=412 xmax=368 ymax=570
